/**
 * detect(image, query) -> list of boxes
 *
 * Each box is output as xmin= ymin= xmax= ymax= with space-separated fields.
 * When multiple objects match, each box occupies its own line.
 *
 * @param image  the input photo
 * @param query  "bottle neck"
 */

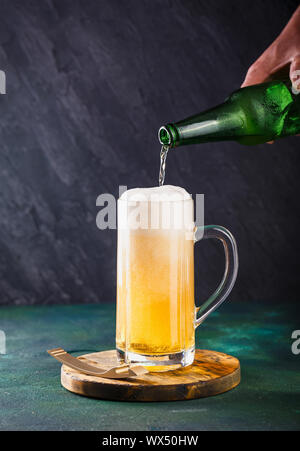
xmin=159 ymin=101 xmax=244 ymax=148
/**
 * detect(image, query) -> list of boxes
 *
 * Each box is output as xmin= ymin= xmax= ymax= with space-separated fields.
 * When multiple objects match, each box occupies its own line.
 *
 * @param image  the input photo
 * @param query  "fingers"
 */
xmin=290 ymin=54 xmax=300 ymax=92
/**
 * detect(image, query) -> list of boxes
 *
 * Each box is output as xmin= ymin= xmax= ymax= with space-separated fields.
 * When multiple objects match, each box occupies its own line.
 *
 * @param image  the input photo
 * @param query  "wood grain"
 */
xmin=61 ymin=349 xmax=240 ymax=402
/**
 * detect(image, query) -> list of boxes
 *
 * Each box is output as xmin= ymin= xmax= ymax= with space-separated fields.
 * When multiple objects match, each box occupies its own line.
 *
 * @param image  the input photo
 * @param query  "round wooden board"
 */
xmin=61 ymin=349 xmax=240 ymax=402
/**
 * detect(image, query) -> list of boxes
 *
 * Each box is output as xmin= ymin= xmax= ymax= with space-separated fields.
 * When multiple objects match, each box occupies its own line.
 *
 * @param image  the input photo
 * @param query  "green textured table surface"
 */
xmin=0 ymin=302 xmax=299 ymax=431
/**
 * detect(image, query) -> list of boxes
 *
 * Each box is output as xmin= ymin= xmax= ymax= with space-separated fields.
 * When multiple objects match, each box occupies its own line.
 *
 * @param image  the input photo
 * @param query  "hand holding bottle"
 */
xmin=241 ymin=6 xmax=300 ymax=143
xmin=242 ymin=7 xmax=300 ymax=91
xmin=159 ymin=8 xmax=300 ymax=149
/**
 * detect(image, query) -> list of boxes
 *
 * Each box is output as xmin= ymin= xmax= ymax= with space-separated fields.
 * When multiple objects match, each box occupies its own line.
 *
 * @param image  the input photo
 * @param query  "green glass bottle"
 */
xmin=158 ymin=81 xmax=300 ymax=147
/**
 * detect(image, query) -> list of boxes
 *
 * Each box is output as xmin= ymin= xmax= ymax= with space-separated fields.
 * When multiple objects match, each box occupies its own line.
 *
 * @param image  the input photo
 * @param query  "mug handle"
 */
xmin=194 ymin=225 xmax=238 ymax=328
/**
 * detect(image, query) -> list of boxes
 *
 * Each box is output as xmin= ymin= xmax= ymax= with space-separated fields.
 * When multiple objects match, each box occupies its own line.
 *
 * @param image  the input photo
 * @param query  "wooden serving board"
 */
xmin=61 ymin=349 xmax=240 ymax=402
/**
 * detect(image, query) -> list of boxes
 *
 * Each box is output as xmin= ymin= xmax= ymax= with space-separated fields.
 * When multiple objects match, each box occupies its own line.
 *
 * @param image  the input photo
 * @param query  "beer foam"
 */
xmin=118 ymin=186 xmax=194 ymax=233
xmin=119 ymin=185 xmax=192 ymax=202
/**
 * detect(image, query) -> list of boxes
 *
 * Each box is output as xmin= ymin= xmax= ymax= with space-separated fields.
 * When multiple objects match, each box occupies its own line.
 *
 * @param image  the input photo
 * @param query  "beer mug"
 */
xmin=116 ymin=186 xmax=238 ymax=370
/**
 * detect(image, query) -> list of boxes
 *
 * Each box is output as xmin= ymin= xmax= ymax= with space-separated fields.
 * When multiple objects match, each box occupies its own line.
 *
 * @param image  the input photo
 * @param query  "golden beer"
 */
xmin=116 ymin=229 xmax=195 ymax=355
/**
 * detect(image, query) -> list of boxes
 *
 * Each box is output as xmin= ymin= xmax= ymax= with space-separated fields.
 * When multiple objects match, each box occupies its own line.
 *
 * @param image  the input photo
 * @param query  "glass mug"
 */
xmin=116 ymin=186 xmax=238 ymax=370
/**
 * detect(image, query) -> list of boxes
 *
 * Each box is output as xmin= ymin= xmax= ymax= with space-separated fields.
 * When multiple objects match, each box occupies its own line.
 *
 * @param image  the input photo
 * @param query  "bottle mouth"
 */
xmin=158 ymin=126 xmax=172 ymax=146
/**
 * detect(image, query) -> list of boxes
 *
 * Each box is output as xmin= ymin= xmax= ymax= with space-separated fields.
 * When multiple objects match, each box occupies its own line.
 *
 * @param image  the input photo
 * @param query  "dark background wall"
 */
xmin=0 ymin=0 xmax=299 ymax=306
